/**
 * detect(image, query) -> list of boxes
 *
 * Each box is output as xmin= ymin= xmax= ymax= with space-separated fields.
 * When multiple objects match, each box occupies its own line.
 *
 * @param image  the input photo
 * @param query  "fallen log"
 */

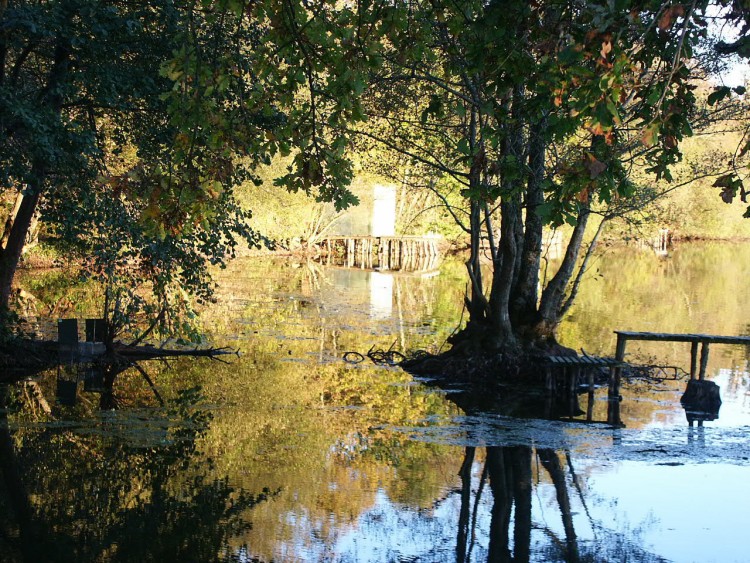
xmin=0 ymin=338 xmax=237 ymax=383
xmin=114 ymin=343 xmax=238 ymax=361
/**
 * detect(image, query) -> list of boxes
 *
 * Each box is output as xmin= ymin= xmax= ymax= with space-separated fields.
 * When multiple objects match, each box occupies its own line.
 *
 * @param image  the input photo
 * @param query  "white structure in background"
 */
xmin=369 ymin=271 xmax=394 ymax=319
xmin=358 ymin=184 xmax=409 ymax=317
xmin=371 ymin=184 xmax=396 ymax=237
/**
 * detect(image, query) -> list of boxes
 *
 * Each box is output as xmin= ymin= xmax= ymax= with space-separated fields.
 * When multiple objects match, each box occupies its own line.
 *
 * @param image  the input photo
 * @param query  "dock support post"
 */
xmin=586 ymin=369 xmax=595 ymax=422
xmin=569 ymin=366 xmax=580 ymax=419
xmin=690 ymin=342 xmax=699 ymax=380
xmin=699 ymin=343 xmax=710 ymax=381
xmin=545 ymin=366 xmax=555 ymax=393
xmin=609 ymin=334 xmax=626 ymax=401
xmin=608 ymin=333 xmax=627 ymax=426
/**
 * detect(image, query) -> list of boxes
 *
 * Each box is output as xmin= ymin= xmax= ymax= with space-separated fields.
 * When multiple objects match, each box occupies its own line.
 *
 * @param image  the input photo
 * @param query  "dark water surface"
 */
xmin=2 ymin=242 xmax=749 ymax=562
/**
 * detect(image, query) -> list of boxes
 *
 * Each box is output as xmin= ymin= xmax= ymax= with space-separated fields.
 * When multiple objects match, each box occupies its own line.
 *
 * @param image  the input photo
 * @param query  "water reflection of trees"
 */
xmin=454 ymin=444 xmax=668 ymax=563
xmin=0 ymin=380 xmax=272 ymax=562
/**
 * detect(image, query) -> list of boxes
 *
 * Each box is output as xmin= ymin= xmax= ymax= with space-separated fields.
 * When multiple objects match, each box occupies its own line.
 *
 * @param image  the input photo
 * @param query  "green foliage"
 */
xmin=2 ymin=0 xmax=746 ymax=342
xmin=0 ymin=0 xmax=375 ymax=339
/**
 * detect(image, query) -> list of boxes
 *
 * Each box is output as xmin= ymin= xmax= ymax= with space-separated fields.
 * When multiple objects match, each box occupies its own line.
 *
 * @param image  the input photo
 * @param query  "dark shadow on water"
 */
xmin=0 ymin=372 xmax=273 ymax=562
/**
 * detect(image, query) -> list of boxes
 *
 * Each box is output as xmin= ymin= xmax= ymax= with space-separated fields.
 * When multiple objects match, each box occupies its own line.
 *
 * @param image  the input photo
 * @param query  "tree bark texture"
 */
xmin=0 ymin=18 xmax=70 ymax=312
xmin=536 ymin=207 xmax=591 ymax=331
xmin=0 ymin=189 xmax=41 ymax=309
xmin=511 ymin=115 xmax=548 ymax=326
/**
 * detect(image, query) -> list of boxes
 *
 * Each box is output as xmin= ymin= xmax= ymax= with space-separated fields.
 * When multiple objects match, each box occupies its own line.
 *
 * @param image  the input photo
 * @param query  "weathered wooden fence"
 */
xmin=323 ymin=235 xmax=440 ymax=271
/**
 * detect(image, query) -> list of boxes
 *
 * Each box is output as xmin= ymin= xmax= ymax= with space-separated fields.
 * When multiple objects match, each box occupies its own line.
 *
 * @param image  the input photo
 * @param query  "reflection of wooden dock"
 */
xmin=323 ymin=235 xmax=440 ymax=271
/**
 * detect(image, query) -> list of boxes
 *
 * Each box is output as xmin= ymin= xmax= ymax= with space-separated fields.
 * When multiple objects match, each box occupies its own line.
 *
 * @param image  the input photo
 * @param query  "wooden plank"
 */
xmin=545 ymin=356 xmax=624 ymax=367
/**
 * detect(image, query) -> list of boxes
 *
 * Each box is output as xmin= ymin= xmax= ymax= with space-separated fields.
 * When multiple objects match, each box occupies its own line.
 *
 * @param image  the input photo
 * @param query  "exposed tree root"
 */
xmin=402 ymin=335 xmax=577 ymax=386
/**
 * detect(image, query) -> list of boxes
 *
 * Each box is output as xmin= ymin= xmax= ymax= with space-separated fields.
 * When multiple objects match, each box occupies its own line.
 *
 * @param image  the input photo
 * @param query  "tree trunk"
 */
xmin=487 ymin=198 xmax=519 ymax=349
xmin=535 ymin=206 xmax=590 ymax=337
xmin=486 ymin=84 xmax=527 ymax=350
xmin=0 ymin=23 xmax=69 ymax=313
xmin=0 ymin=188 xmax=42 ymax=310
xmin=511 ymin=115 xmax=547 ymax=326
xmin=0 ymin=191 xmax=23 ymax=251
xmin=466 ymin=199 xmax=487 ymax=323
xmin=465 ymin=104 xmax=488 ymax=327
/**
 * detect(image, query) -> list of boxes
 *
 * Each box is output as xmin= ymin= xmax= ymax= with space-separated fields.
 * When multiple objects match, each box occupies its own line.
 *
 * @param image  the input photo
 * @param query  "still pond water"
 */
xmin=2 ymin=242 xmax=750 ymax=562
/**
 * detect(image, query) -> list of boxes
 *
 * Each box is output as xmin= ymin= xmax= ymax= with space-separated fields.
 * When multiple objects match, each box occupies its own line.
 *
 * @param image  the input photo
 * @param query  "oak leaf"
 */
xmin=583 ymin=153 xmax=607 ymax=179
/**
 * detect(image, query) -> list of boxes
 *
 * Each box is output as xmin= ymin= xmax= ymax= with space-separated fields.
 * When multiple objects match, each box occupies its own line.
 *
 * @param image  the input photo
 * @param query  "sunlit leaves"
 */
xmin=640 ymin=123 xmax=661 ymax=147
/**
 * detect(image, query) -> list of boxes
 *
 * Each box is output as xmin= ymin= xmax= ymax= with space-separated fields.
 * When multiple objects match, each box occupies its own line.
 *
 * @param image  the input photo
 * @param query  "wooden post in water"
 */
xmin=545 ymin=365 xmax=555 ymax=394
xmin=699 ymin=343 xmax=710 ymax=381
xmin=608 ymin=333 xmax=627 ymax=426
xmin=569 ymin=366 xmax=580 ymax=419
xmin=609 ymin=333 xmax=627 ymax=400
xmin=689 ymin=342 xmax=699 ymax=379
xmin=586 ymin=369 xmax=595 ymax=422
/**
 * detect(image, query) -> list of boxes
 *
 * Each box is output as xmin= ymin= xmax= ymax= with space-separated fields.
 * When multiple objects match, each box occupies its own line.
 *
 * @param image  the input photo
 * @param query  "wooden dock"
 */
xmin=613 ymin=331 xmax=750 ymax=381
xmin=610 ymin=330 xmax=750 ymax=426
xmin=323 ymin=235 xmax=440 ymax=271
xmin=541 ymin=330 xmax=750 ymax=427
xmin=544 ymin=355 xmax=626 ymax=424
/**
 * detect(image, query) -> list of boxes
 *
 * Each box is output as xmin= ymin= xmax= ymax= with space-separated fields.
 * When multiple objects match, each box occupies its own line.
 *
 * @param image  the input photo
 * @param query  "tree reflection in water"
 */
xmin=0 ymin=372 xmax=273 ymax=563
xmin=452 ymin=442 xmax=670 ymax=563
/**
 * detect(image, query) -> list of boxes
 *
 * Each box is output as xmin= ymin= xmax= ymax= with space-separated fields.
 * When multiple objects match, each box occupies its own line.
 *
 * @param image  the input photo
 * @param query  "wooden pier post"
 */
xmin=690 ymin=342 xmax=699 ymax=379
xmin=698 ymin=343 xmax=710 ymax=381
xmin=609 ymin=333 xmax=627 ymax=401
xmin=545 ymin=365 xmax=555 ymax=393
xmin=586 ymin=369 xmax=595 ymax=422
xmin=321 ymin=235 xmax=441 ymax=271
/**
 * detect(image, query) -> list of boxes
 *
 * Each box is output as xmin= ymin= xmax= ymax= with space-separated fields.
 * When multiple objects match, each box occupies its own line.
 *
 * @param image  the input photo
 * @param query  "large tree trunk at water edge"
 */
xmin=448 ymin=203 xmax=592 ymax=356
xmin=0 ymin=188 xmax=42 ymax=311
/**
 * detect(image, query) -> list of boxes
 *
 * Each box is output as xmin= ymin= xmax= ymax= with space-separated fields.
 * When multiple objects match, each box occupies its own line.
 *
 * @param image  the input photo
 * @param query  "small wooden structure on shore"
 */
xmin=323 ymin=235 xmax=440 ymax=271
